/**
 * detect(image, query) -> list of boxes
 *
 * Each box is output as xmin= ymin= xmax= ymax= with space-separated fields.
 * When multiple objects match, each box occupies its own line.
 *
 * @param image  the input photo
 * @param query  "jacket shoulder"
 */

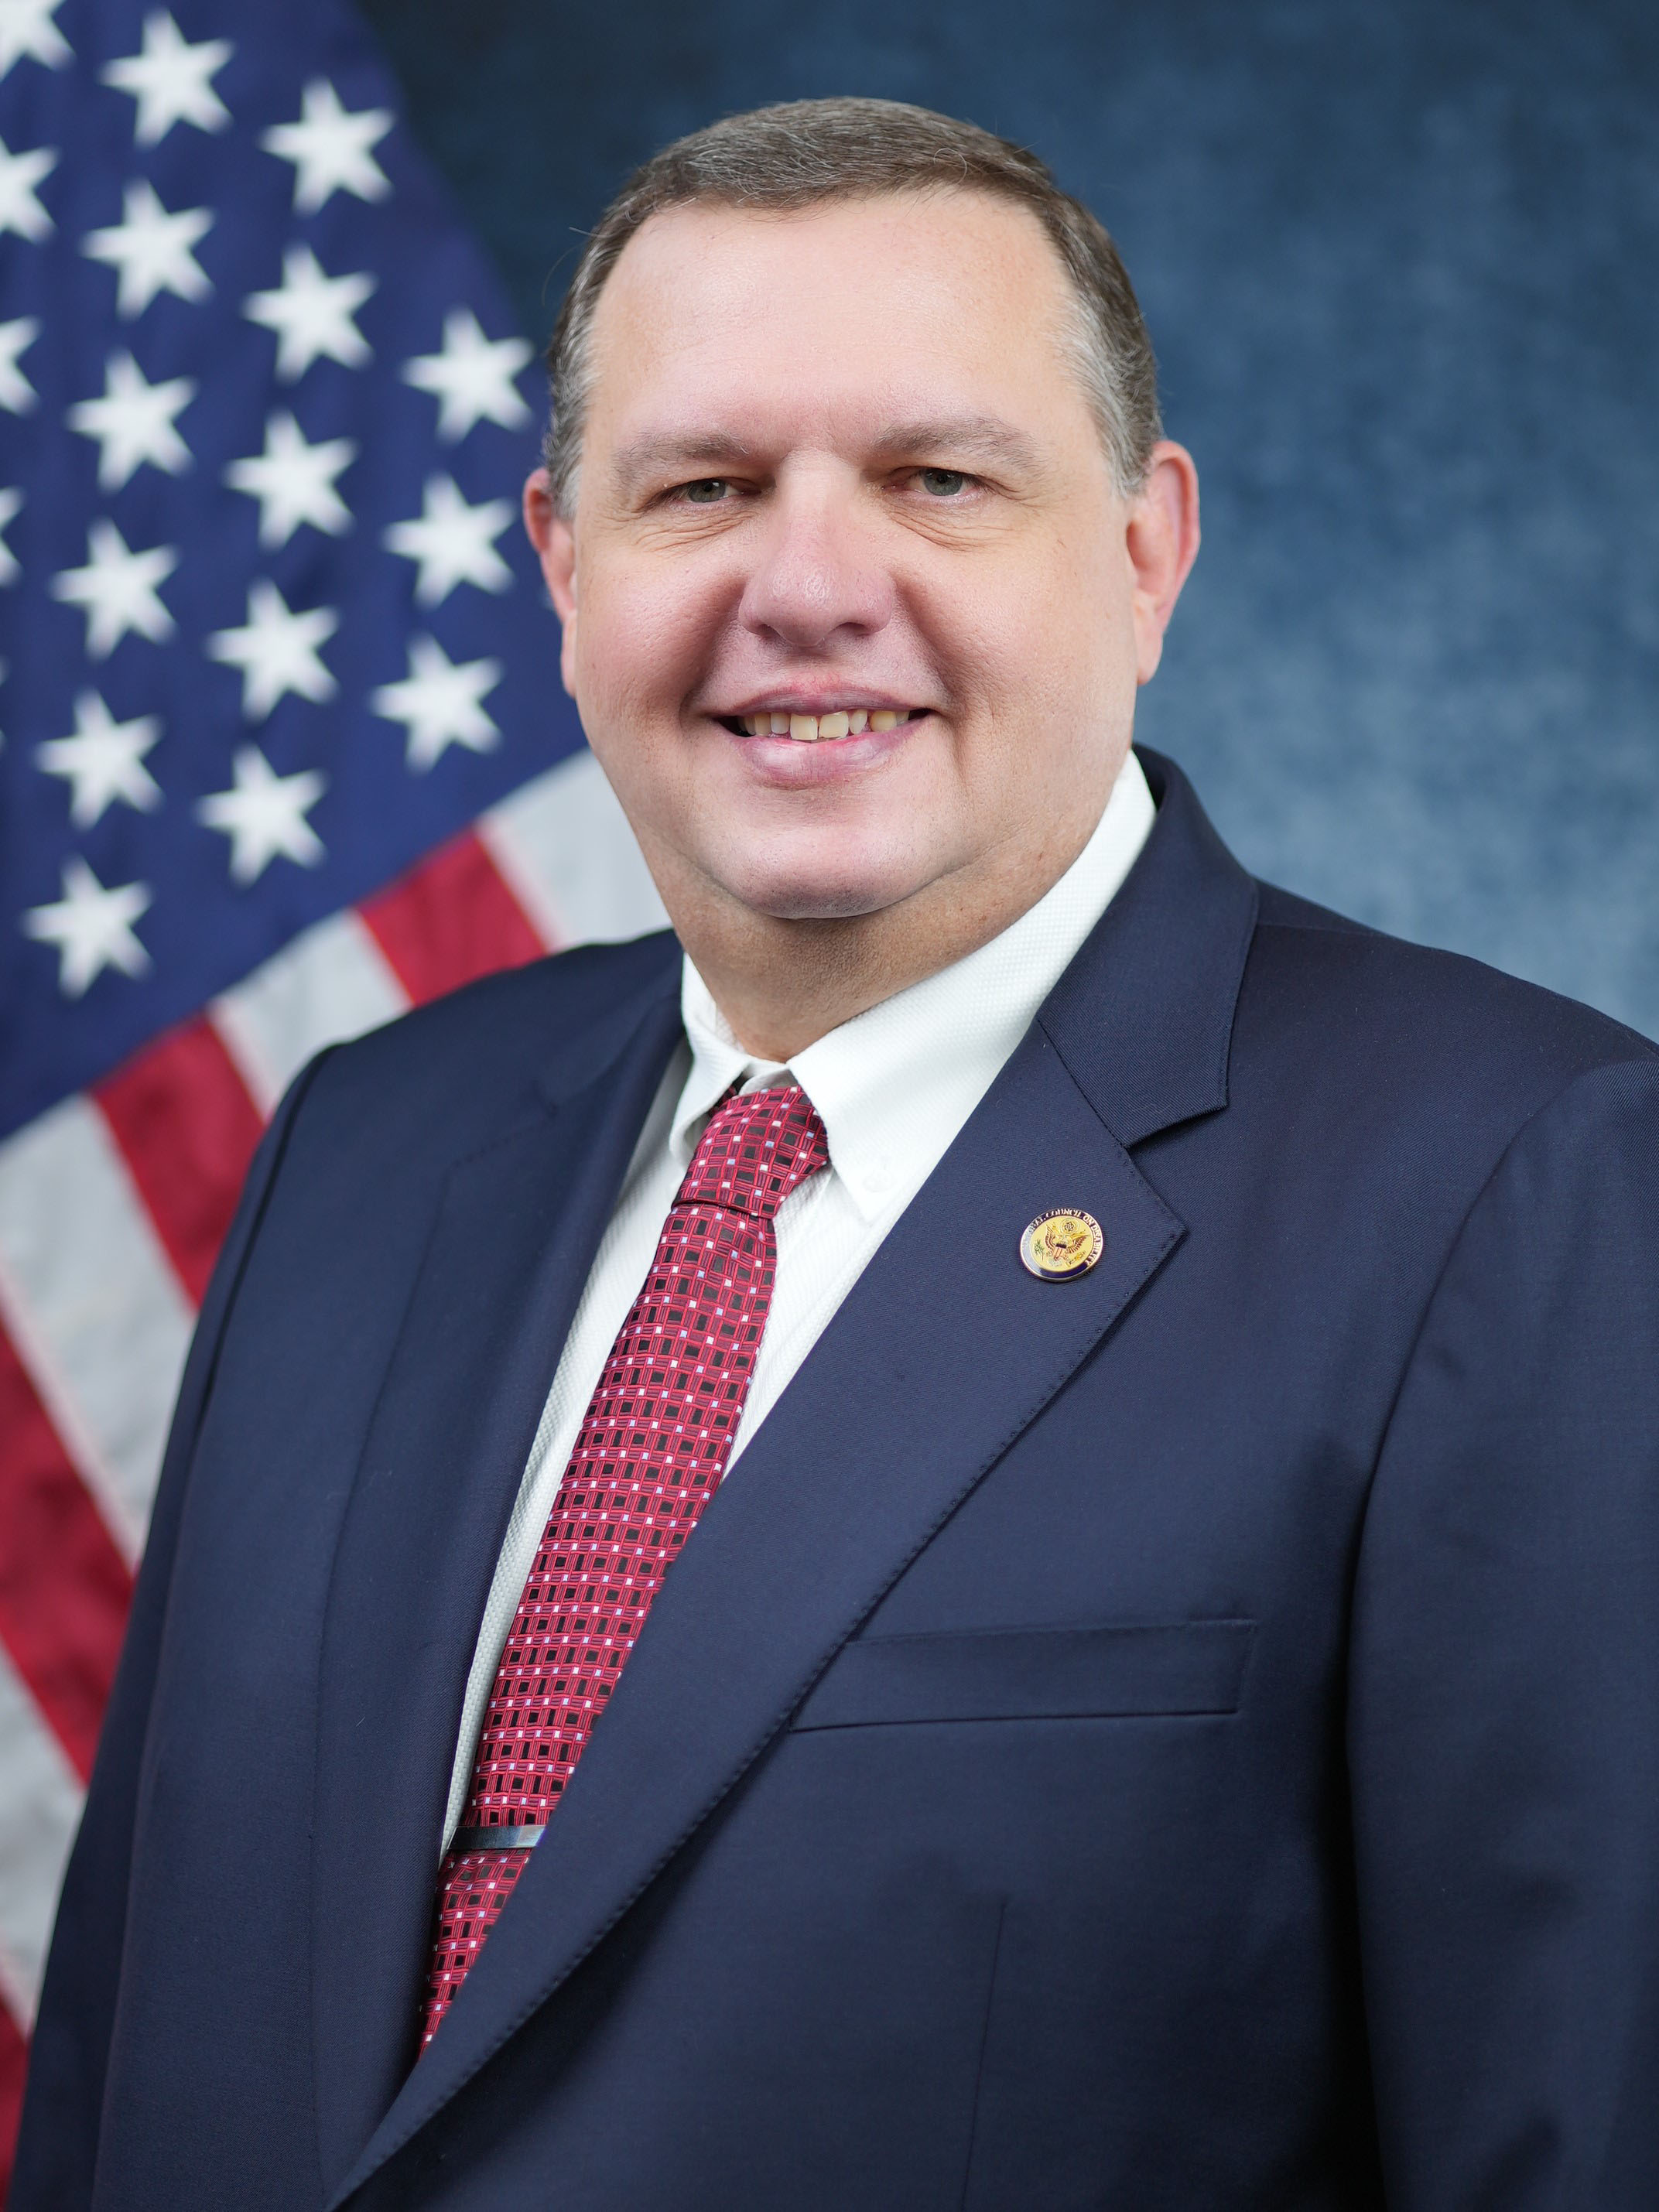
xmin=1239 ymin=882 xmax=1657 ymax=1137
xmin=1254 ymin=880 xmax=1375 ymax=935
xmin=291 ymin=928 xmax=681 ymax=1140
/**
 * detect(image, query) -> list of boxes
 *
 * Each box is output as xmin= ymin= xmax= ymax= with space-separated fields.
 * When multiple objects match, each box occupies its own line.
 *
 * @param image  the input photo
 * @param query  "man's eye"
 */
xmin=918 ymin=468 xmax=968 ymax=497
xmin=680 ymin=479 xmax=729 ymax=504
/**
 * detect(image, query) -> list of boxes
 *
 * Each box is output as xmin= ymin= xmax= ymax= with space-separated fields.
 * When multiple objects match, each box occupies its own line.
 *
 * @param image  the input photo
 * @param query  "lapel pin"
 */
xmin=1019 ymin=1208 xmax=1104 ymax=1281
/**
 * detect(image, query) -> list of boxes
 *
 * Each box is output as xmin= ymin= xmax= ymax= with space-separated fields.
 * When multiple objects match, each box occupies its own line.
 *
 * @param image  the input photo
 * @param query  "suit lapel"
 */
xmin=310 ymin=966 xmax=683 ymax=2190
xmin=1038 ymin=748 xmax=1260 ymax=1147
xmin=328 ymin=752 xmax=1261 ymax=2207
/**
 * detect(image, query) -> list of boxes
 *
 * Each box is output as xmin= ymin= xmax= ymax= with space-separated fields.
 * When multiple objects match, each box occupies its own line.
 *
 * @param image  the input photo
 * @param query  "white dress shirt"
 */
xmin=441 ymin=747 xmax=1157 ymax=1844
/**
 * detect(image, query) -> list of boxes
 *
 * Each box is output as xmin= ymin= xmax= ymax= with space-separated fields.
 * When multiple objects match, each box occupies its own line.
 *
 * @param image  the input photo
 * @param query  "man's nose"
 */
xmin=736 ymin=477 xmax=897 ymax=651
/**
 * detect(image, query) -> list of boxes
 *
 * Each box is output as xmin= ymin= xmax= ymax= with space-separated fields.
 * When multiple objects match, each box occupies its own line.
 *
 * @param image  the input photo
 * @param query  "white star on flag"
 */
xmin=101 ymin=11 xmax=233 ymax=145
xmin=22 ymin=855 xmax=153 ymax=997
xmin=0 ymin=0 xmax=69 ymax=83
xmin=261 ymin=77 xmax=392 ymax=214
xmin=371 ymin=634 xmax=501 ymax=769
xmin=0 ymin=484 xmax=19 ymax=585
xmin=0 ymin=313 xmax=38 ymax=412
xmin=0 ymin=132 xmax=55 ymax=241
xmin=83 ymin=178 xmax=213 ymax=316
xmin=195 ymin=744 xmax=327 ymax=882
xmin=207 ymin=578 xmax=338 ymax=718
xmin=50 ymin=518 xmax=178 ymax=657
xmin=402 ymin=309 xmax=531 ymax=440
xmin=383 ymin=474 xmax=513 ymax=606
xmin=245 ymin=244 xmax=373 ymax=379
xmin=36 ymin=689 xmax=162 ymax=825
xmin=224 ymin=411 xmax=354 ymax=547
xmin=67 ymin=350 xmax=195 ymax=490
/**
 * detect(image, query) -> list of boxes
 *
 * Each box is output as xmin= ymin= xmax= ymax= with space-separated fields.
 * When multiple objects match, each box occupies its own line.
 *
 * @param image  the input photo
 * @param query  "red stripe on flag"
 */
xmin=0 ymin=1321 xmax=132 ymax=1782
xmin=0 ymin=1995 xmax=28 ymax=2207
xmin=359 ymin=829 xmax=546 ymax=1007
xmin=94 ymin=1018 xmax=267 ymax=1308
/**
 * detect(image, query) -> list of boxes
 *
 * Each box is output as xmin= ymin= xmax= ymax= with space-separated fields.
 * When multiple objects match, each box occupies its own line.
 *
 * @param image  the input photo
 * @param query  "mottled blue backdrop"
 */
xmin=358 ymin=0 xmax=1659 ymax=1035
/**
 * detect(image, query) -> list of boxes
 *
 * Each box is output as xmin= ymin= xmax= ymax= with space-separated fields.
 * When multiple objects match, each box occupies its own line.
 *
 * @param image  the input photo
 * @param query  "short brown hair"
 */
xmin=543 ymin=96 xmax=1161 ymax=513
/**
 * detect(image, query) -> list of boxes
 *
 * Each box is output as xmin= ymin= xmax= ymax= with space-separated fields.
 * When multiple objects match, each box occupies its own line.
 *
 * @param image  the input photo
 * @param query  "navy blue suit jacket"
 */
xmin=15 ymin=751 xmax=1659 ymax=2210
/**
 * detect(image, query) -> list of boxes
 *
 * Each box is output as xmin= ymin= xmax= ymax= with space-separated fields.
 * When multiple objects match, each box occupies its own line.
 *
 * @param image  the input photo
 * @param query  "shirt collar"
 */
xmin=675 ymin=747 xmax=1157 ymax=1222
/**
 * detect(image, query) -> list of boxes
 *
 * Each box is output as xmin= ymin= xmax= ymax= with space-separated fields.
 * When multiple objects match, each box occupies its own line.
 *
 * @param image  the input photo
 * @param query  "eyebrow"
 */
xmin=607 ymin=412 xmax=1042 ymax=501
xmin=608 ymin=432 xmax=764 ymax=502
xmin=867 ymin=415 xmax=1042 ymax=476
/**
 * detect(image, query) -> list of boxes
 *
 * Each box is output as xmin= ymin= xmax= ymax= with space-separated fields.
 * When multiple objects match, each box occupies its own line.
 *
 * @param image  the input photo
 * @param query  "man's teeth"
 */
xmin=741 ymin=708 xmax=906 ymax=740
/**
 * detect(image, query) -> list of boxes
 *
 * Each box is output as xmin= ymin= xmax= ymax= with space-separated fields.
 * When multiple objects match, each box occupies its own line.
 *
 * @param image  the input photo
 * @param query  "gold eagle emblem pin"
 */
xmin=1019 ymin=1208 xmax=1104 ymax=1281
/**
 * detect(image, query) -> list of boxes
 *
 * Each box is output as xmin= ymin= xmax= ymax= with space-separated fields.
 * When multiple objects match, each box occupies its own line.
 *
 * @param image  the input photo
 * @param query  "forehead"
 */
xmin=584 ymin=190 xmax=1089 ymax=454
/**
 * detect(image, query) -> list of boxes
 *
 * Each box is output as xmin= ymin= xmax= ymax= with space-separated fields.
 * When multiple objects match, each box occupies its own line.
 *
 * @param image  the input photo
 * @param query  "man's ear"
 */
xmin=1126 ymin=440 xmax=1201 ymax=685
xmin=524 ymin=468 xmax=579 ymax=699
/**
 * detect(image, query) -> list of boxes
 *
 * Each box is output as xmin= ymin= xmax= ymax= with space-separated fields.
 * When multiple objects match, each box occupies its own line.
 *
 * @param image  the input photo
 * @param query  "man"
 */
xmin=15 ymin=97 xmax=1659 ymax=2211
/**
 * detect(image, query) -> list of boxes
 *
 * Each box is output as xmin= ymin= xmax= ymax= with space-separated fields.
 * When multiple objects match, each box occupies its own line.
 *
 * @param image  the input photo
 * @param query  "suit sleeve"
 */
xmin=1348 ymin=1055 xmax=1659 ymax=2209
xmin=9 ymin=1051 xmax=332 ymax=2210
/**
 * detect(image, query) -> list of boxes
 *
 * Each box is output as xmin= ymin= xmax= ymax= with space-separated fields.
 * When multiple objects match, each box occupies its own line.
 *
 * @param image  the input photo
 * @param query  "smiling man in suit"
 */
xmin=16 ymin=97 xmax=1659 ymax=2212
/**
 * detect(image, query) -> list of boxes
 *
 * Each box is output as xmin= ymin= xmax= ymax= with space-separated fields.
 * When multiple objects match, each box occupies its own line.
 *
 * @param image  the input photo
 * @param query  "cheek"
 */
xmin=987 ymin=540 xmax=1133 ymax=716
xmin=910 ymin=576 xmax=1128 ymax=811
xmin=915 ymin=568 xmax=1102 ymax=735
xmin=574 ymin=557 xmax=726 ymax=722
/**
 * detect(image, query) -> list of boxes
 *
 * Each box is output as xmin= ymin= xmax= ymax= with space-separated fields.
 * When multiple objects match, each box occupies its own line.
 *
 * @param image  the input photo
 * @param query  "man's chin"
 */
xmin=665 ymin=820 xmax=943 ymax=925
xmin=708 ymin=856 xmax=942 ymax=926
xmin=737 ymin=879 xmax=910 ymax=924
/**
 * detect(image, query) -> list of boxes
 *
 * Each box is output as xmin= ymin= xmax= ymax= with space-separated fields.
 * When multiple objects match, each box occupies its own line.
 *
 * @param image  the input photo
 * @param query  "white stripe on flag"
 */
xmin=0 ymin=1097 xmax=194 ymax=1561
xmin=0 ymin=1640 xmax=83 ymax=2028
xmin=211 ymin=909 xmax=410 ymax=1118
xmin=477 ymin=749 xmax=668 ymax=950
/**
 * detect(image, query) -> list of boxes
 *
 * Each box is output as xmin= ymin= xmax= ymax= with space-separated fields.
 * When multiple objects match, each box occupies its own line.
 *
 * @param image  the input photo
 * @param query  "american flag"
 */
xmin=0 ymin=0 xmax=662 ymax=2179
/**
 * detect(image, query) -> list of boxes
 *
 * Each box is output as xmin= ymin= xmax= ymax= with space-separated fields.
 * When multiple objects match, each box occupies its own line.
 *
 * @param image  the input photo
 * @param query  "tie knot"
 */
xmin=677 ymin=1082 xmax=830 ymax=1219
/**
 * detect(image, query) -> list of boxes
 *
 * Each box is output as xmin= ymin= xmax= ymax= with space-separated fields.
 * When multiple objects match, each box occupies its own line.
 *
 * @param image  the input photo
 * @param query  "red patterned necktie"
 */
xmin=418 ymin=1082 xmax=830 ymax=2049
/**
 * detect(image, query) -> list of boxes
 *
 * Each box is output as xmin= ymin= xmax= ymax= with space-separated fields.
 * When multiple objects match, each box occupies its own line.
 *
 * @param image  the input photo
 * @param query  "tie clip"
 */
xmin=450 ymin=1823 xmax=546 ymax=1852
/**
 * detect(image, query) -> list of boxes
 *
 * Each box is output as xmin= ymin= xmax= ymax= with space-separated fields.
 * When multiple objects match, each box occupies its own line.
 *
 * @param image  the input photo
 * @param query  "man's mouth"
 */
xmin=717 ymin=707 xmax=927 ymax=744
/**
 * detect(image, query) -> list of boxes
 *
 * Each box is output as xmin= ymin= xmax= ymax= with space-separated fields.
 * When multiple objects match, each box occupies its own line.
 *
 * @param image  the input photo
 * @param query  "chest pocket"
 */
xmin=790 ymin=1620 xmax=1255 ymax=1730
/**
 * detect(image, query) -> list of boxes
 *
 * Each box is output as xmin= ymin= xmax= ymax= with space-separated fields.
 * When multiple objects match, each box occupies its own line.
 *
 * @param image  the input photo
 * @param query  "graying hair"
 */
xmin=543 ymin=97 xmax=1161 ymax=514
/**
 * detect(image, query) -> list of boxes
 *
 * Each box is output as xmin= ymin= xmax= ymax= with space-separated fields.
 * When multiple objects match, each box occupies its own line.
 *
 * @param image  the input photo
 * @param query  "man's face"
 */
xmin=529 ymin=190 xmax=1194 ymax=938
